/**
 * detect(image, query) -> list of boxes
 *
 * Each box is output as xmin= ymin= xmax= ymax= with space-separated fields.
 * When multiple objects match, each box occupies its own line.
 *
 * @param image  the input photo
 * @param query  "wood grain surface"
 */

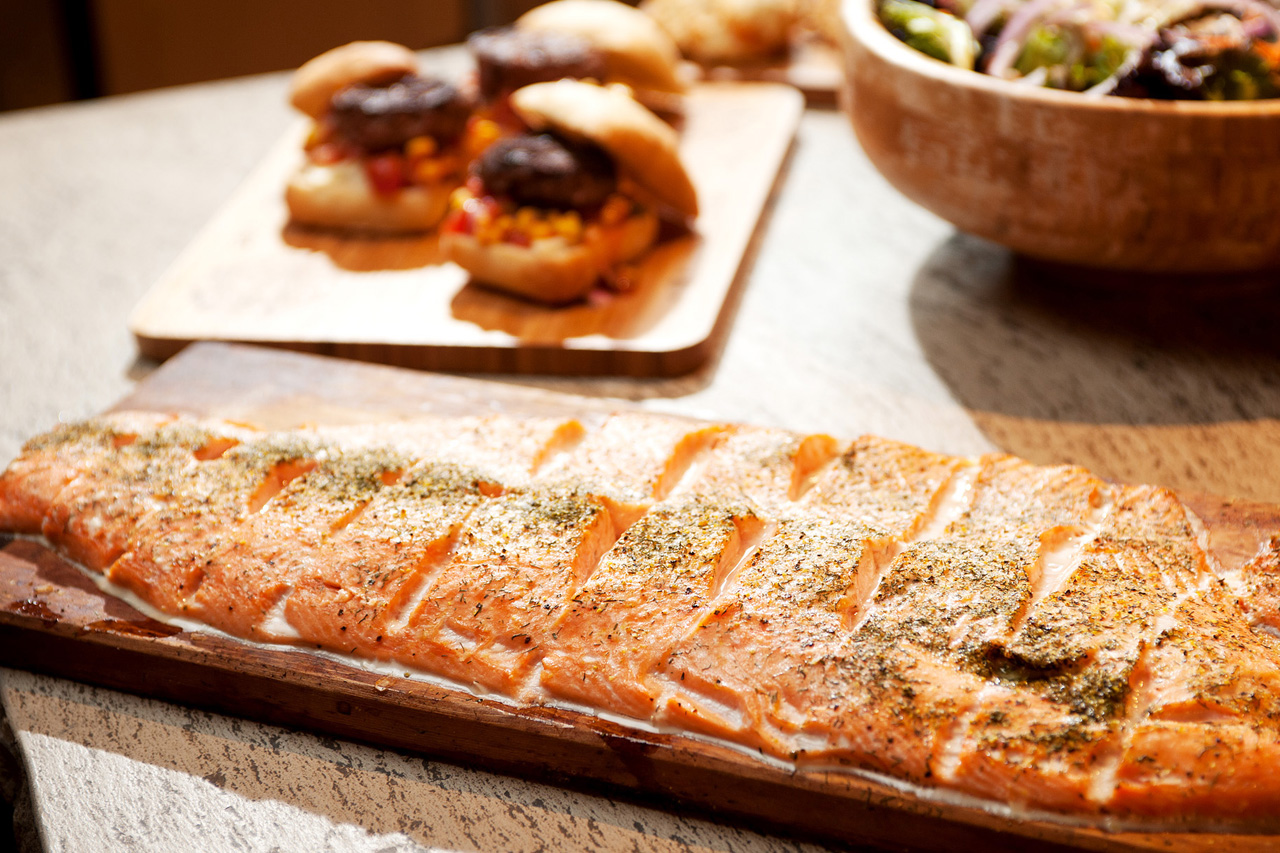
xmin=128 ymin=83 xmax=803 ymax=377
xmin=4 ymin=342 xmax=1280 ymax=852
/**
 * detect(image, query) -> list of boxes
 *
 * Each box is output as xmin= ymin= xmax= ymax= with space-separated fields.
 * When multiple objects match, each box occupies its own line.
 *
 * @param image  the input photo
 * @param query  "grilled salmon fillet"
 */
xmin=4 ymin=410 xmax=1280 ymax=823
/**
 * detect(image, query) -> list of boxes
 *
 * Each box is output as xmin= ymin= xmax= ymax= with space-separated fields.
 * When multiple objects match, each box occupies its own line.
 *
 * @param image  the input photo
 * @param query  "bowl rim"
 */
xmin=842 ymin=0 xmax=1280 ymax=117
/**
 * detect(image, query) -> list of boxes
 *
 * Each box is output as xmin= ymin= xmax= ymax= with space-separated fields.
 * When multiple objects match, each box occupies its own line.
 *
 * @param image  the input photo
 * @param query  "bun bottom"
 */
xmin=285 ymin=161 xmax=452 ymax=233
xmin=441 ymin=208 xmax=659 ymax=303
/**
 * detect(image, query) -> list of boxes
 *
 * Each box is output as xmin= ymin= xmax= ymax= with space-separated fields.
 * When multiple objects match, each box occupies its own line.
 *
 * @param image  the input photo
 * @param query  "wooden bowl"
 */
xmin=839 ymin=0 xmax=1280 ymax=273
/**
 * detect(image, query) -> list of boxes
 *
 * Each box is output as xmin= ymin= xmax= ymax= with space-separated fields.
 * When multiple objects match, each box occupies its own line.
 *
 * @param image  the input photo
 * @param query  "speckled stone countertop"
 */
xmin=3 ymin=41 xmax=1280 ymax=853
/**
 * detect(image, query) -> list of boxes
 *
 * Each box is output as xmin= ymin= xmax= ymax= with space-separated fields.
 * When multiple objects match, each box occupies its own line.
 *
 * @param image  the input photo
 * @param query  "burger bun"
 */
xmin=441 ymin=206 xmax=659 ymax=303
xmin=510 ymin=80 xmax=698 ymax=219
xmin=641 ymin=0 xmax=799 ymax=65
xmin=517 ymin=0 xmax=687 ymax=93
xmin=289 ymin=41 xmax=420 ymax=119
xmin=285 ymin=160 xmax=452 ymax=233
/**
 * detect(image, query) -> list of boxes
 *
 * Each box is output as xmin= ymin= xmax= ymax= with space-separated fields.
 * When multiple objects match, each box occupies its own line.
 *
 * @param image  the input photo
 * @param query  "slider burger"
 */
xmin=465 ymin=0 xmax=687 ymax=127
xmin=286 ymin=41 xmax=486 ymax=233
xmin=439 ymin=80 xmax=698 ymax=304
xmin=515 ymin=0 xmax=688 ymax=96
xmin=468 ymin=26 xmax=607 ymax=105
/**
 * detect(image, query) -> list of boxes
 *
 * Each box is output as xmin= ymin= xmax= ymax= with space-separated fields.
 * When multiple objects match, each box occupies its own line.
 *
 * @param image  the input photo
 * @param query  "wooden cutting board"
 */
xmin=3 ymin=343 xmax=1279 ymax=852
xmin=128 ymin=83 xmax=802 ymax=377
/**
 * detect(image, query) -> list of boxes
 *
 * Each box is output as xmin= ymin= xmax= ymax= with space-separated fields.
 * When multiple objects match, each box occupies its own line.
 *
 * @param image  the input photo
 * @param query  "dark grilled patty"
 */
xmin=469 ymin=26 xmax=606 ymax=100
xmin=330 ymin=75 xmax=471 ymax=151
xmin=476 ymin=132 xmax=617 ymax=212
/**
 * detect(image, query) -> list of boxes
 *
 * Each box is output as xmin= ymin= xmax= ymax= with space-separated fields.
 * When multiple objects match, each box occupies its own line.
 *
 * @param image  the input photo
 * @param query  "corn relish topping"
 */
xmin=444 ymin=178 xmax=640 ymax=249
xmin=305 ymin=117 xmax=503 ymax=197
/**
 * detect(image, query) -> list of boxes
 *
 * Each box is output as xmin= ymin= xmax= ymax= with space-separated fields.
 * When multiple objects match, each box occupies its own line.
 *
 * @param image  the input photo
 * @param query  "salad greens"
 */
xmin=881 ymin=0 xmax=981 ymax=68
xmin=877 ymin=0 xmax=1280 ymax=98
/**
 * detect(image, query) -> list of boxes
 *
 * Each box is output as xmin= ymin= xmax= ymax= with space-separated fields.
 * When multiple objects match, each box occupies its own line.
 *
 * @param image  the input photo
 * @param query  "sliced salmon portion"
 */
xmin=948 ymin=455 xmax=1109 ymax=543
xmin=426 ymin=415 xmax=586 ymax=487
xmin=44 ymin=418 xmax=249 ymax=573
xmin=802 ymin=435 xmax=966 ymax=539
xmin=949 ymin=483 xmax=1280 ymax=821
xmin=538 ymin=412 xmax=728 ymax=518
xmin=995 ymin=485 xmax=1199 ymax=672
xmin=539 ymin=499 xmax=762 ymax=720
xmin=182 ymin=443 xmax=408 ymax=642
xmin=670 ymin=426 xmax=840 ymax=512
xmin=929 ymin=455 xmax=1111 ymax=608
xmin=653 ymin=514 xmax=878 ymax=757
xmin=282 ymin=459 xmax=487 ymax=658
xmin=657 ymin=515 xmax=1024 ymax=787
xmin=0 ymin=412 xmax=177 ymax=536
xmin=1111 ymin=582 xmax=1280 ymax=818
xmin=923 ymin=484 xmax=1193 ymax=811
xmin=258 ymin=417 xmax=583 ymax=652
xmin=394 ymin=486 xmax=619 ymax=696
xmin=9 ymin=410 xmax=1280 ymax=823
xmin=104 ymin=431 xmax=324 ymax=619
xmin=831 ymin=537 xmax=1032 ymax=781
xmin=865 ymin=537 xmax=1033 ymax=663
xmin=934 ymin=683 xmax=1117 ymax=815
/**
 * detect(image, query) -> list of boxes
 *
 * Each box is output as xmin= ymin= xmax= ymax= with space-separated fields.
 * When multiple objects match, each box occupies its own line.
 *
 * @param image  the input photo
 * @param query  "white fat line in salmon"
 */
xmin=911 ymin=462 xmax=980 ymax=543
xmin=845 ymin=462 xmax=981 ymax=633
xmin=931 ymin=682 xmax=1005 ymax=784
xmin=1002 ymin=482 xmax=1117 ymax=641
xmin=528 ymin=419 xmax=588 ymax=477
xmin=662 ymin=676 xmax=751 ymax=736
xmin=787 ymin=435 xmax=843 ymax=503
xmin=707 ymin=517 xmax=771 ymax=604
xmin=653 ymin=425 xmax=732 ymax=502
xmin=1185 ymin=504 xmax=1233 ymax=592
xmin=383 ymin=526 xmax=467 ymax=634
xmin=258 ymin=585 xmax=302 ymax=642
xmin=1084 ymin=573 xmax=1223 ymax=807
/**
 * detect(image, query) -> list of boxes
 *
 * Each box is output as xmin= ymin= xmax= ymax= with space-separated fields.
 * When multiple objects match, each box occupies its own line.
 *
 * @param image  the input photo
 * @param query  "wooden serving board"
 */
xmin=128 ymin=83 xmax=802 ymax=377
xmin=5 ymin=343 xmax=1280 ymax=852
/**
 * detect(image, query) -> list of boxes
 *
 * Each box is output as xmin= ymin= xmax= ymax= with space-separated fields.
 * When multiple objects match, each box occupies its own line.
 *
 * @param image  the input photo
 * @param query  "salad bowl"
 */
xmin=840 ymin=0 xmax=1280 ymax=273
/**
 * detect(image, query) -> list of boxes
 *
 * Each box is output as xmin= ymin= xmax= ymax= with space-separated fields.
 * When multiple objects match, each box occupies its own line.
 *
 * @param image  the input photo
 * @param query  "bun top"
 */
xmin=510 ymin=80 xmax=698 ymax=219
xmin=641 ymin=0 xmax=798 ymax=65
xmin=516 ymin=0 xmax=686 ymax=94
xmin=289 ymin=41 xmax=420 ymax=119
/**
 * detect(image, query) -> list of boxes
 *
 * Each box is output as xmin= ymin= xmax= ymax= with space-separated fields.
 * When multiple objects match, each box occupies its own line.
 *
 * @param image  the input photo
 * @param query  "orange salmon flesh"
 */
xmin=4 ymin=410 xmax=1280 ymax=824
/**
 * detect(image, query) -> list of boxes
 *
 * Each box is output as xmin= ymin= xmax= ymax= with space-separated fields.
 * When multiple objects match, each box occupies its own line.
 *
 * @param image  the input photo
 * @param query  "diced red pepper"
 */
xmin=443 ymin=210 xmax=473 ymax=235
xmin=364 ymin=152 xmax=407 ymax=196
xmin=505 ymin=230 xmax=531 ymax=248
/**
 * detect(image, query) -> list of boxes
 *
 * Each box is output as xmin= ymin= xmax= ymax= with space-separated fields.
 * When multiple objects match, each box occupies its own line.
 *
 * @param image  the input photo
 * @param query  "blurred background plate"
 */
xmin=128 ymin=79 xmax=802 ymax=377
xmin=696 ymin=36 xmax=845 ymax=105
